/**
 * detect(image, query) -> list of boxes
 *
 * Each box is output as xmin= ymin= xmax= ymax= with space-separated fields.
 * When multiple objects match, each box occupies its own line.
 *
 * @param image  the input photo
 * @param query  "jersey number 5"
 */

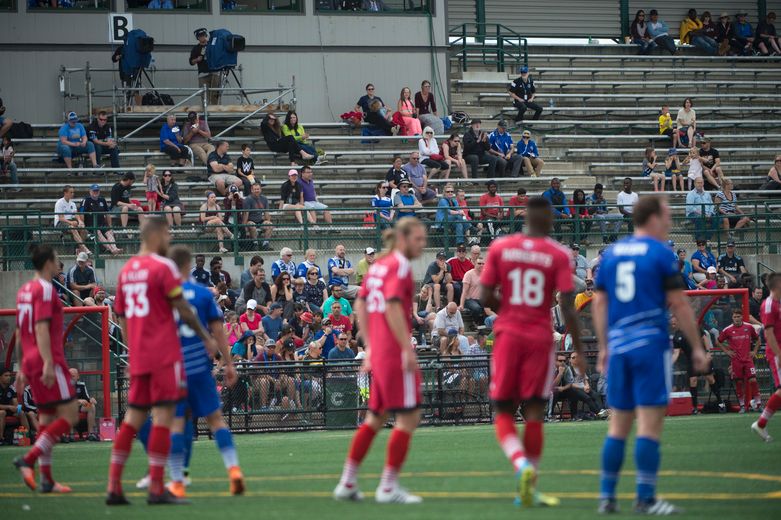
xmin=616 ymin=261 xmax=636 ymax=302
xmin=123 ymin=282 xmax=150 ymax=318
xmin=508 ymin=268 xmax=544 ymax=307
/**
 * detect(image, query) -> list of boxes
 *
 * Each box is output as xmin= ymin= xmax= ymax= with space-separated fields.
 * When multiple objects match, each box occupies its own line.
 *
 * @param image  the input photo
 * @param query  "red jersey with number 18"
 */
xmin=358 ymin=250 xmax=415 ymax=359
xmin=481 ymin=234 xmax=574 ymax=338
xmin=114 ymin=253 xmax=183 ymax=375
xmin=16 ymin=278 xmax=65 ymax=376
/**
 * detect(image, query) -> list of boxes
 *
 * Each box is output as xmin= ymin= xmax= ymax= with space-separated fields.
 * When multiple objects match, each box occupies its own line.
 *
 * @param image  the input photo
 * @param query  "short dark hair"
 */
xmin=123 ymin=171 xmax=135 ymax=181
xmin=768 ymin=272 xmax=781 ymax=291
xmin=250 ymin=255 xmax=263 ymax=267
xmin=527 ymin=196 xmax=551 ymax=211
xmin=594 ymin=183 xmax=604 ymax=190
xmin=241 ymin=143 xmax=250 ymax=151
xmin=732 ymin=309 xmax=743 ymax=315
xmin=633 ymin=196 xmax=665 ymax=228
xmin=517 ymin=187 xmax=527 ymax=195
xmin=63 ymin=185 xmax=73 ymax=194
xmin=196 ymin=254 xmax=205 ymax=260
xmin=98 ymin=110 xmax=108 ymax=118
xmin=169 ymin=245 xmax=192 ymax=270
xmin=216 ymin=140 xmax=228 ymax=148
xmin=140 ymin=216 xmax=169 ymax=242
xmin=30 ymin=244 xmax=56 ymax=271
xmin=300 ymin=165 xmax=312 ymax=173
xmin=649 ymin=9 xmax=658 ymax=16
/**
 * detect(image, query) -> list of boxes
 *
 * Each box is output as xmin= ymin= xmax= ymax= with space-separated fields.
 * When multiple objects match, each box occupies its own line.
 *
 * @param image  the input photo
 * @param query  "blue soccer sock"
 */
xmin=635 ymin=437 xmax=660 ymax=503
xmin=169 ymin=432 xmax=186 ymax=483
xmin=183 ymin=419 xmax=195 ymax=472
xmin=137 ymin=418 xmax=152 ymax=453
xmin=600 ymin=436 xmax=626 ymax=500
xmin=214 ymin=428 xmax=239 ymax=469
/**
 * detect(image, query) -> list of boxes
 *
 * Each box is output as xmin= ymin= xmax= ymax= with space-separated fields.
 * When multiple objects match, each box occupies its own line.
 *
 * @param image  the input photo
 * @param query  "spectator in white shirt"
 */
xmin=616 ymin=177 xmax=639 ymax=233
xmin=434 ymin=302 xmax=465 ymax=351
xmin=54 ymin=185 xmax=90 ymax=255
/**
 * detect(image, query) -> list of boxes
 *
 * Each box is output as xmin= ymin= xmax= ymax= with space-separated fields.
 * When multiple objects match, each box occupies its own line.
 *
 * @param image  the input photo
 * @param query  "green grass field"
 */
xmin=1 ymin=414 xmax=779 ymax=519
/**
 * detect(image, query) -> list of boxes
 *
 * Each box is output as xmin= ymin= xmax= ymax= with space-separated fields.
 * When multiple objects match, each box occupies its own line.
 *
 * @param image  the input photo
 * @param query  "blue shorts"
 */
xmin=176 ymin=370 xmax=221 ymax=419
xmin=607 ymin=342 xmax=672 ymax=411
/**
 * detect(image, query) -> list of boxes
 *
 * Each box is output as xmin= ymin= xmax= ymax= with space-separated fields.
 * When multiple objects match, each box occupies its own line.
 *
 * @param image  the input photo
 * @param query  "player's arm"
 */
xmin=559 ymin=291 xmax=586 ymax=374
xmin=751 ymin=334 xmax=760 ymax=358
xmin=766 ymin=325 xmax=781 ymax=359
xmin=209 ymin=319 xmax=237 ymax=387
xmin=480 ymin=283 xmax=501 ymax=313
xmin=667 ymin=289 xmax=707 ymax=370
xmin=34 ymin=319 xmax=56 ymax=388
xmin=171 ymin=296 xmax=217 ymax=353
xmin=13 ymin=331 xmax=27 ymax=390
xmin=591 ymin=290 xmax=608 ymax=373
xmin=385 ymin=299 xmax=417 ymax=372
xmin=354 ymin=297 xmax=371 ymax=372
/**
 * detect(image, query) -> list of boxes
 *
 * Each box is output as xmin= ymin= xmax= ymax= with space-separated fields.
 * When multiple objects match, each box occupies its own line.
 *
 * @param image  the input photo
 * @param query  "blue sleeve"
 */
xmin=488 ymin=133 xmax=497 ymax=151
xmin=657 ymin=243 xmax=680 ymax=279
xmin=271 ymin=262 xmax=281 ymax=279
xmin=205 ymin=293 xmax=223 ymax=323
xmin=327 ymin=258 xmax=337 ymax=279
xmin=594 ymin=251 xmax=610 ymax=291
xmin=531 ymin=142 xmax=539 ymax=156
xmin=296 ymin=263 xmax=306 ymax=279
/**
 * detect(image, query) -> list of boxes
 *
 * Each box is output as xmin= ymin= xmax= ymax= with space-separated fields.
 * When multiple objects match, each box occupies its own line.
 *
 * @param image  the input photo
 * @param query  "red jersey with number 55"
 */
xmin=114 ymin=253 xmax=183 ymax=375
xmin=481 ymin=234 xmax=574 ymax=338
xmin=358 ymin=250 xmax=414 ymax=359
xmin=16 ymin=278 xmax=65 ymax=375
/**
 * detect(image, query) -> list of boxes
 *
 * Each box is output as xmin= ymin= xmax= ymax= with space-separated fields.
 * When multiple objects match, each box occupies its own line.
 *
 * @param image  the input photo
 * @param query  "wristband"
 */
xmin=17 ymin=404 xmax=23 ymax=415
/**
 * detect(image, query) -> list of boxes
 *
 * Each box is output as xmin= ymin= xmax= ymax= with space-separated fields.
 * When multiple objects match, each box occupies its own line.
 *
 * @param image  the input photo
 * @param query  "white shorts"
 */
xmin=304 ymin=201 xmax=328 ymax=211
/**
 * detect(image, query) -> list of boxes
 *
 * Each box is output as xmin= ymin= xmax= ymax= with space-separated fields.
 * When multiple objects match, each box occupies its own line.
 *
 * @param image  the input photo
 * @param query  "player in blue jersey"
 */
xmin=592 ymin=196 xmax=706 ymax=516
xmin=166 ymin=245 xmax=244 ymax=499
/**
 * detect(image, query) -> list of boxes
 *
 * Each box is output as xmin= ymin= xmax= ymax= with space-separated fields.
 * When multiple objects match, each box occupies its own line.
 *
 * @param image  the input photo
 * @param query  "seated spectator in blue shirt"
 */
xmin=647 ymin=9 xmax=678 ymax=54
xmin=160 ymin=114 xmax=191 ymax=166
xmin=587 ymin=183 xmax=622 ymax=244
xmin=57 ymin=112 xmax=98 ymax=169
xmin=371 ymin=181 xmax=394 ymax=228
xmin=690 ymin=239 xmax=717 ymax=283
xmin=517 ymin=130 xmax=545 ymax=177
xmin=231 ymin=330 xmax=257 ymax=362
xmin=677 ymin=248 xmax=698 ymax=289
xmin=488 ymin=121 xmax=523 ymax=178
xmin=732 ymin=11 xmax=755 ymax=55
xmin=686 ymin=177 xmax=719 ymax=242
xmin=392 ymin=179 xmax=422 ymax=219
xmin=435 ymin=183 xmax=466 ymax=245
xmin=543 ymin=177 xmax=572 ymax=240
xmin=327 ymin=333 xmax=356 ymax=360
xmin=262 ymin=303 xmax=284 ymax=341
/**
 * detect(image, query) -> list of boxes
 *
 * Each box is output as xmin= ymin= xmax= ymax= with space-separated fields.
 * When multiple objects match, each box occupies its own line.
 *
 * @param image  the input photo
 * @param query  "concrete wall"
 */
xmin=0 ymin=0 xmax=450 ymax=123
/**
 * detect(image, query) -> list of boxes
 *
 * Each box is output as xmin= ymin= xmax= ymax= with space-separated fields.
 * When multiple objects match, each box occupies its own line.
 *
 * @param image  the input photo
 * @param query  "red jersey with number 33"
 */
xmin=16 ymin=278 xmax=65 ymax=375
xmin=358 ymin=250 xmax=414 ymax=359
xmin=114 ymin=253 xmax=183 ymax=375
xmin=761 ymin=297 xmax=781 ymax=361
xmin=481 ymin=234 xmax=574 ymax=338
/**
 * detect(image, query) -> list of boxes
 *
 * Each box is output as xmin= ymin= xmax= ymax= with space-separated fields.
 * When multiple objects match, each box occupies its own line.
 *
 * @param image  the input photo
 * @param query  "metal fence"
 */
xmin=116 ymin=356 xmax=492 ymax=433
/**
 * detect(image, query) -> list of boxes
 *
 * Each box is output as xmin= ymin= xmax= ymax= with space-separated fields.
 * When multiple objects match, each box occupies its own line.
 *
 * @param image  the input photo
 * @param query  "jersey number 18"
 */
xmin=508 ymin=268 xmax=544 ymax=307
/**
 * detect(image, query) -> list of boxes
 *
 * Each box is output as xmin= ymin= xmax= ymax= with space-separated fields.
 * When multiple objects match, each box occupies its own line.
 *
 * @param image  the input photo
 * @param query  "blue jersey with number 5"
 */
xmin=180 ymin=280 xmax=223 ymax=376
xmin=595 ymin=236 xmax=680 ymax=354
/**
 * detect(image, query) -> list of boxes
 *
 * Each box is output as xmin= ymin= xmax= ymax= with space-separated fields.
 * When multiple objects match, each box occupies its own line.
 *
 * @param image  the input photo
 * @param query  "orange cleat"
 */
xmin=167 ymin=481 xmax=187 ymax=499
xmin=12 ymin=457 xmax=36 ymax=491
xmin=41 ymin=481 xmax=73 ymax=494
xmin=228 ymin=466 xmax=245 ymax=496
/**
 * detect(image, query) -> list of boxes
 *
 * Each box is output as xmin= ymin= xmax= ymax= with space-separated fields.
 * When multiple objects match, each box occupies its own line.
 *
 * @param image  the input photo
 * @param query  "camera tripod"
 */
xmin=215 ymin=67 xmax=251 ymax=105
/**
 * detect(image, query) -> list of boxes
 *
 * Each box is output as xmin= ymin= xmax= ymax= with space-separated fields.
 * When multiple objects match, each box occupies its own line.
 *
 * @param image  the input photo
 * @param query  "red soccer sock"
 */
xmin=147 ymin=425 xmax=171 ymax=496
xmin=36 ymin=424 xmax=53 ymax=483
xmin=379 ymin=428 xmax=412 ymax=492
xmin=339 ymin=423 xmax=378 ymax=487
xmin=750 ymin=379 xmax=761 ymax=405
xmin=758 ymin=392 xmax=781 ymax=429
xmin=22 ymin=418 xmax=70 ymax=466
xmin=735 ymin=379 xmax=744 ymax=406
xmin=743 ymin=379 xmax=752 ymax=410
xmin=108 ymin=422 xmax=137 ymax=495
xmin=494 ymin=412 xmax=525 ymax=472
xmin=523 ymin=420 xmax=544 ymax=469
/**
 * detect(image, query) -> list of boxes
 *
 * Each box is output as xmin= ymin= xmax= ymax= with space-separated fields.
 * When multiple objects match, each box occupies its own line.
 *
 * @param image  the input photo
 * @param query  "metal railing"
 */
xmin=449 ymin=23 xmax=528 ymax=73
xmin=1 ymin=201 xmax=781 ymax=266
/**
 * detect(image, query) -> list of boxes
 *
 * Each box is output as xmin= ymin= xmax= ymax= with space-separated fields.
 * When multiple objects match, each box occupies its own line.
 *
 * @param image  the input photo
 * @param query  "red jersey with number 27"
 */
xmin=481 ymin=234 xmax=574 ymax=338
xmin=358 ymin=250 xmax=414 ymax=360
xmin=16 ymin=278 xmax=65 ymax=375
xmin=114 ymin=253 xmax=183 ymax=375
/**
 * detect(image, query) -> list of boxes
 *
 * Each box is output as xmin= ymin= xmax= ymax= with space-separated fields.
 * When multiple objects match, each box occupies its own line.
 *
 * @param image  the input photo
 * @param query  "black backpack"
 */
xmin=8 ymin=122 xmax=33 ymax=139
xmin=141 ymin=92 xmax=174 ymax=106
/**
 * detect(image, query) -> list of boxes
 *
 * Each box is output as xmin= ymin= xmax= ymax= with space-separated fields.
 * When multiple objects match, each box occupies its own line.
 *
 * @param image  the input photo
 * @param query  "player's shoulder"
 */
xmin=149 ymin=253 xmax=180 ymax=276
xmin=762 ymin=297 xmax=778 ymax=313
xmin=385 ymin=250 xmax=411 ymax=278
xmin=31 ymin=278 xmax=54 ymax=301
xmin=542 ymin=236 xmax=572 ymax=258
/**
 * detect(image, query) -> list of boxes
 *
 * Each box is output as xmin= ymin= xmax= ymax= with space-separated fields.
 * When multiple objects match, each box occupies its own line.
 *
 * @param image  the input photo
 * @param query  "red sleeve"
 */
xmin=750 ymin=326 xmax=759 ymax=341
xmin=717 ymin=328 xmax=727 ymax=343
xmin=343 ymin=317 xmax=353 ymax=332
xmin=114 ymin=280 xmax=125 ymax=316
xmin=480 ymin=243 xmax=500 ymax=287
xmin=357 ymin=277 xmax=369 ymax=300
xmin=159 ymin=262 xmax=183 ymax=300
xmin=555 ymin=249 xmax=575 ymax=294
xmin=761 ymin=299 xmax=777 ymax=329
xmin=384 ymin=259 xmax=408 ymax=301
xmin=33 ymin=284 xmax=53 ymax=323
xmin=478 ymin=194 xmax=488 ymax=207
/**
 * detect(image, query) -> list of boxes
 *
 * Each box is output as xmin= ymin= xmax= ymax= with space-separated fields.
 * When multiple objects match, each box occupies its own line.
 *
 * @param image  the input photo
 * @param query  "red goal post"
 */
xmin=0 ymin=306 xmax=113 ymax=418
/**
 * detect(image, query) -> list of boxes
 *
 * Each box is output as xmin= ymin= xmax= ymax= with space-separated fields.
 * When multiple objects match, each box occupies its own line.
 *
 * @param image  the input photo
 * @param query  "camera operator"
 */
xmin=190 ymin=28 xmax=220 ymax=106
xmin=111 ymin=45 xmax=141 ymax=107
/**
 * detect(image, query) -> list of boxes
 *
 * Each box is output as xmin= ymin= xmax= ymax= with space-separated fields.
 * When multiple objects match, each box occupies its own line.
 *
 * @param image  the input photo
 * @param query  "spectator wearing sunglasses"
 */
xmin=371 ymin=181 xmax=394 ymax=227
xmin=88 ymin=111 xmax=120 ymax=168
xmin=327 ymin=333 xmax=356 ymax=361
xmin=418 ymin=126 xmax=450 ymax=178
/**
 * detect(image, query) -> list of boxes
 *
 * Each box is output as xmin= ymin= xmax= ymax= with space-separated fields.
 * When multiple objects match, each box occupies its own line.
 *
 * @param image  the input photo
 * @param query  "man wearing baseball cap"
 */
xmin=392 ymin=178 xmax=421 ymax=219
xmin=69 ymin=251 xmax=97 ymax=301
xmin=79 ymin=183 xmax=121 ymax=255
xmin=733 ymin=11 xmax=755 ymax=55
xmin=183 ymin=110 xmax=215 ymax=166
xmin=57 ymin=111 xmax=99 ymax=169
xmin=190 ymin=28 xmax=220 ymax=105
xmin=355 ymin=247 xmax=376 ymax=285
xmin=508 ymin=65 xmax=542 ymax=123
xmin=279 ymin=169 xmax=305 ymax=224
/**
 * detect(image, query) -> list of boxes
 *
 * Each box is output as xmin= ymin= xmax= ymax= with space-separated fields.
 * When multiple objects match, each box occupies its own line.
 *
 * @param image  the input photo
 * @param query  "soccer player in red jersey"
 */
xmin=334 ymin=218 xmax=427 ymax=504
xmin=106 ymin=217 xmax=216 ymax=506
xmin=717 ymin=309 xmax=760 ymax=413
xmin=753 ymin=272 xmax=781 ymax=442
xmin=13 ymin=244 xmax=79 ymax=494
xmin=480 ymin=196 xmax=585 ymax=507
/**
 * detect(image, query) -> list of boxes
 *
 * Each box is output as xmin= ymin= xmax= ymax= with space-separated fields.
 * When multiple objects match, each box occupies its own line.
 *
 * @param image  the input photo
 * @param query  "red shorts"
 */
xmin=28 ymin=362 xmax=76 ymax=413
xmin=730 ymin=359 xmax=757 ymax=380
xmin=368 ymin=360 xmax=422 ymax=414
xmin=770 ymin=354 xmax=781 ymax=389
xmin=128 ymin=361 xmax=187 ymax=409
xmin=490 ymin=332 xmax=555 ymax=402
